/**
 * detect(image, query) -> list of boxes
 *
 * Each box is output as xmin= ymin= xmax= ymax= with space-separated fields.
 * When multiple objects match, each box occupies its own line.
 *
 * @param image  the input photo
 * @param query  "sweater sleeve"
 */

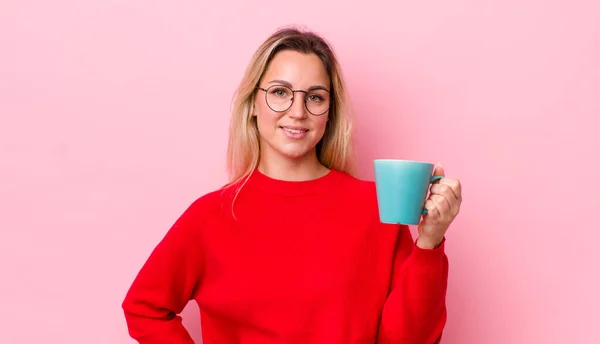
xmin=377 ymin=225 xmax=449 ymax=344
xmin=121 ymin=199 xmax=206 ymax=343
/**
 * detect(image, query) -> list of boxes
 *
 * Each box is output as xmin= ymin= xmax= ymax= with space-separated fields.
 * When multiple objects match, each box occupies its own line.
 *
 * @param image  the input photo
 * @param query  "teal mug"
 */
xmin=374 ymin=159 xmax=442 ymax=225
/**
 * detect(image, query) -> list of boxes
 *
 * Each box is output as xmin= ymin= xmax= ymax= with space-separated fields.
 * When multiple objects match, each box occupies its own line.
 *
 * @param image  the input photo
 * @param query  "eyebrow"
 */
xmin=267 ymin=79 xmax=330 ymax=92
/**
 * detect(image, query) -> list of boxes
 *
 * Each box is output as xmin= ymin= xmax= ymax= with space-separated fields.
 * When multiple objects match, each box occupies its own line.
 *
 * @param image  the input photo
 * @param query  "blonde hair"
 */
xmin=226 ymin=26 xmax=355 ymax=188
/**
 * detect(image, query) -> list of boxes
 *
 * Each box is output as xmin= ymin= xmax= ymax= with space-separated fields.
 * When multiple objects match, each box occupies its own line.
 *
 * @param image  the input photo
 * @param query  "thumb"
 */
xmin=433 ymin=162 xmax=445 ymax=178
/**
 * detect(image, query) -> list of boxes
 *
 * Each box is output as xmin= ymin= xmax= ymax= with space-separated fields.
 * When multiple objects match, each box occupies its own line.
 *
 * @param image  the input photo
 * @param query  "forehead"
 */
xmin=262 ymin=50 xmax=330 ymax=88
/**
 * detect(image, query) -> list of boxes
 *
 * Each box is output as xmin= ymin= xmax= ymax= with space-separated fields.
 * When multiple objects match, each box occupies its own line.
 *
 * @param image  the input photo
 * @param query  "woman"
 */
xmin=122 ymin=26 xmax=462 ymax=344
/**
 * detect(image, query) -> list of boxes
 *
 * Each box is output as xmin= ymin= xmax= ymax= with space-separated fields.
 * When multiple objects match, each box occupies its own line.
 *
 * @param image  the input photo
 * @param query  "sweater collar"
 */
xmin=244 ymin=168 xmax=340 ymax=197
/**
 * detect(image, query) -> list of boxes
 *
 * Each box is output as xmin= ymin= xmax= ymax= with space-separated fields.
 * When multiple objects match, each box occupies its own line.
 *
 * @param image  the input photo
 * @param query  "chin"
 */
xmin=277 ymin=146 xmax=314 ymax=160
xmin=260 ymin=133 xmax=323 ymax=162
xmin=270 ymin=138 xmax=319 ymax=159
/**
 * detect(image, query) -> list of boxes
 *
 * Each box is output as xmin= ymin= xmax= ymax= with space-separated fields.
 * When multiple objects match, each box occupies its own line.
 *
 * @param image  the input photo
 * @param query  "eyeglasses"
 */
xmin=257 ymin=85 xmax=331 ymax=116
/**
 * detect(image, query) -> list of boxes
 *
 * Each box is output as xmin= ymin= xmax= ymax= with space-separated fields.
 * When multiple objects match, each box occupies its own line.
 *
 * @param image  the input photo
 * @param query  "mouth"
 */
xmin=280 ymin=126 xmax=309 ymax=134
xmin=279 ymin=126 xmax=309 ymax=139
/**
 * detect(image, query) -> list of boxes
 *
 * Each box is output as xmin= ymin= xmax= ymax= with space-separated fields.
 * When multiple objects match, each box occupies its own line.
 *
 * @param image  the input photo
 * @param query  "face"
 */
xmin=253 ymin=50 xmax=331 ymax=163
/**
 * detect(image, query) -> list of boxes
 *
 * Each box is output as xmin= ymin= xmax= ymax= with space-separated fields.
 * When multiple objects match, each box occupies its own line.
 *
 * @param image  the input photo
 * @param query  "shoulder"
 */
xmin=331 ymin=169 xmax=377 ymax=196
xmin=185 ymin=184 xmax=235 ymax=216
xmin=330 ymin=170 xmax=402 ymax=232
xmin=183 ymin=177 xmax=254 ymax=222
xmin=330 ymin=169 xmax=379 ymax=207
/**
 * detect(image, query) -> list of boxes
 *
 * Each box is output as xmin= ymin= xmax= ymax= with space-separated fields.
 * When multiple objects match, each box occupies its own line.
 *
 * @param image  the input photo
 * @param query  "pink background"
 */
xmin=1 ymin=0 xmax=598 ymax=343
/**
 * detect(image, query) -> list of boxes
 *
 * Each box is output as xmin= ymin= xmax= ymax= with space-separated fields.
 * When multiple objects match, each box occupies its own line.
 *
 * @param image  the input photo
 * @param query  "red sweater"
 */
xmin=122 ymin=169 xmax=448 ymax=343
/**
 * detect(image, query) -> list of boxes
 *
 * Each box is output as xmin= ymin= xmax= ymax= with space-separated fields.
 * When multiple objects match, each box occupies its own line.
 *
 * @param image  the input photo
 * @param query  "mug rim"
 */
xmin=374 ymin=159 xmax=433 ymax=165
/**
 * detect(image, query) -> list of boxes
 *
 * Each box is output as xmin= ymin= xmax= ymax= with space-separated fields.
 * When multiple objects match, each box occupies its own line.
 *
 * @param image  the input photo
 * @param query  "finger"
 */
xmin=424 ymin=199 xmax=439 ymax=218
xmin=430 ymin=184 xmax=460 ymax=216
xmin=430 ymin=194 xmax=451 ymax=219
xmin=432 ymin=164 xmax=445 ymax=184
xmin=438 ymin=178 xmax=462 ymax=202
xmin=430 ymin=183 xmax=460 ymax=203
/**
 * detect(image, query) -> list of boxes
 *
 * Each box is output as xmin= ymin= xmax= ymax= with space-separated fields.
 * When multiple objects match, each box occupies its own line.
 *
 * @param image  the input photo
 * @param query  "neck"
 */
xmin=258 ymin=150 xmax=329 ymax=182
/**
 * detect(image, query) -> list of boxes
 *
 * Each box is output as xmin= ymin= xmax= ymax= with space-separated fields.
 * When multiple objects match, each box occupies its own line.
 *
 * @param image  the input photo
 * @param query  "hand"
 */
xmin=416 ymin=164 xmax=462 ymax=249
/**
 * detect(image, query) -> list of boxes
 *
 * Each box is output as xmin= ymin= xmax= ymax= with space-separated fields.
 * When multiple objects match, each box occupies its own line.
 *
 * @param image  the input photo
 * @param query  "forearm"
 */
xmin=123 ymin=309 xmax=195 ymax=344
xmin=122 ymin=275 xmax=198 ymax=343
xmin=378 ymin=241 xmax=448 ymax=343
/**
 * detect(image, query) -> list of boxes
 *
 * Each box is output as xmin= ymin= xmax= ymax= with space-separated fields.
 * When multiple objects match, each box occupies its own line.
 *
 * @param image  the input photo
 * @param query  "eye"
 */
xmin=309 ymin=94 xmax=322 ymax=102
xmin=270 ymin=87 xmax=290 ymax=98
xmin=307 ymin=92 xmax=327 ymax=103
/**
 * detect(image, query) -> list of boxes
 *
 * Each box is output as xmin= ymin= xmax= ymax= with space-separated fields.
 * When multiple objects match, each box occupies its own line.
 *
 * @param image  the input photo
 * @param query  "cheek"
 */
xmin=255 ymin=98 xmax=279 ymax=120
xmin=254 ymin=93 xmax=270 ymax=115
xmin=254 ymin=106 xmax=281 ymax=136
xmin=256 ymin=100 xmax=269 ymax=115
xmin=314 ymin=117 xmax=329 ymax=135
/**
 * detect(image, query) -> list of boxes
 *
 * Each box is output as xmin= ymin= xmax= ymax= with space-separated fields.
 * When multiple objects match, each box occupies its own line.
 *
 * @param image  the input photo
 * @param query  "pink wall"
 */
xmin=1 ymin=0 xmax=598 ymax=343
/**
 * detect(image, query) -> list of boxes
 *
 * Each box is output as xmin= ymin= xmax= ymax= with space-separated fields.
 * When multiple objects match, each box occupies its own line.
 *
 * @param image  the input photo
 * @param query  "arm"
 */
xmin=377 ymin=225 xmax=449 ymax=344
xmin=122 ymin=200 xmax=206 ymax=343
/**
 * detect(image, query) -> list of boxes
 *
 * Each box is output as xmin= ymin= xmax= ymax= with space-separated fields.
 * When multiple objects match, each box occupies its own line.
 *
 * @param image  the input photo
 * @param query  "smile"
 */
xmin=281 ymin=127 xmax=308 ymax=134
xmin=279 ymin=126 xmax=309 ymax=139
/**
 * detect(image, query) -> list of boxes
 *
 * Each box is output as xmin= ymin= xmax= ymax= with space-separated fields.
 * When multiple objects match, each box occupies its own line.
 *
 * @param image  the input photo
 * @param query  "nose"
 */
xmin=287 ymin=91 xmax=308 ymax=119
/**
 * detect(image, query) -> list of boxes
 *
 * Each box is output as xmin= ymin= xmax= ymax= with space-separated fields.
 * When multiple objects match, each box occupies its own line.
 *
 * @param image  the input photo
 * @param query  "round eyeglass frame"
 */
xmin=256 ymin=85 xmax=332 ymax=116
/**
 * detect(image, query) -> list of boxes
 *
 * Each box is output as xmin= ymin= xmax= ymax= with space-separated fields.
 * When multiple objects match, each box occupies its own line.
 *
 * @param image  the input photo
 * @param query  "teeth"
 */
xmin=283 ymin=128 xmax=306 ymax=134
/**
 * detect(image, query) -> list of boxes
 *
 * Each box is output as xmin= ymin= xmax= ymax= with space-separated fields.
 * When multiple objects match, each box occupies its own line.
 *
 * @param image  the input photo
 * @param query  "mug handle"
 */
xmin=422 ymin=175 xmax=444 ymax=215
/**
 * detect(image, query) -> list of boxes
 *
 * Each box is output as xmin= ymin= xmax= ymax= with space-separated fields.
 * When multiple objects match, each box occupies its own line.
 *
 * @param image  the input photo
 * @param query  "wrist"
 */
xmin=416 ymin=235 xmax=444 ymax=249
